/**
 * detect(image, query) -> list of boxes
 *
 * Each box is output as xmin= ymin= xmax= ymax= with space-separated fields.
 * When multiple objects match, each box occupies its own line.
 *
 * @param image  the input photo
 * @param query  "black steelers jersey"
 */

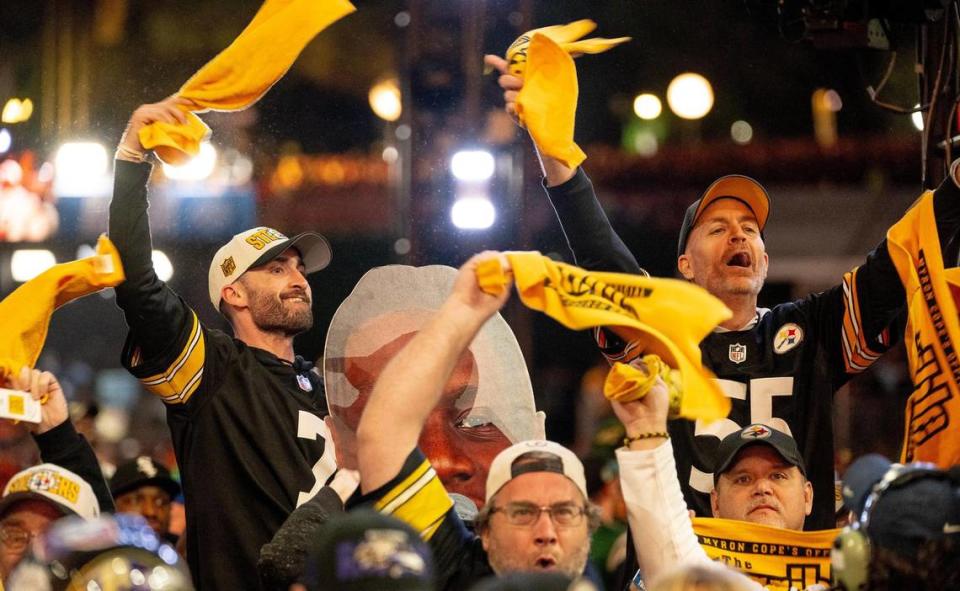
xmin=543 ymin=169 xmax=960 ymax=531
xmin=109 ymin=160 xmax=334 ymax=590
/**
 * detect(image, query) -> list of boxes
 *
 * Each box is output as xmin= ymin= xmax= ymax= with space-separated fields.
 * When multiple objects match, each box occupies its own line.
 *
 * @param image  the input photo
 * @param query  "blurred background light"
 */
xmin=666 ymin=73 xmax=714 ymax=120
xmin=451 ymin=196 xmax=495 ymax=230
xmin=0 ymin=128 xmax=10 ymax=154
xmin=632 ymin=93 xmax=662 ymax=120
xmin=1 ymin=98 xmax=33 ymax=124
xmin=54 ymin=141 xmax=109 ymax=197
xmin=450 ymin=150 xmax=494 ymax=182
xmin=730 ymin=120 xmax=754 ymax=145
xmin=369 ymin=78 xmax=402 ymax=122
xmin=152 ymin=250 xmax=174 ymax=281
xmin=162 ymin=141 xmax=217 ymax=182
xmin=12 ymin=249 xmax=56 ymax=282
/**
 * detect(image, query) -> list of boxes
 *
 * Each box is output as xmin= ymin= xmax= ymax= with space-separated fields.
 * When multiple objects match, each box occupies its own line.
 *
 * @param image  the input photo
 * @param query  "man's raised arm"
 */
xmin=356 ymin=252 xmax=511 ymax=494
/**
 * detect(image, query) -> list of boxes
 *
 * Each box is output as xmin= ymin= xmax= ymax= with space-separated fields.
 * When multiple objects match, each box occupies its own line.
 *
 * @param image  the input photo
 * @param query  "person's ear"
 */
xmin=221 ymin=282 xmax=245 ymax=309
xmin=709 ymin=486 xmax=721 ymax=517
xmin=677 ymin=255 xmax=694 ymax=281
xmin=803 ymin=479 xmax=813 ymax=516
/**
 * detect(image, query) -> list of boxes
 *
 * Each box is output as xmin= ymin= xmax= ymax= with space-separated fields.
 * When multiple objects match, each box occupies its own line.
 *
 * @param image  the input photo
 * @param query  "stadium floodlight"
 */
xmin=450 ymin=150 xmax=495 ymax=182
xmin=451 ymin=196 xmax=496 ymax=230
xmin=11 ymin=249 xmax=56 ymax=282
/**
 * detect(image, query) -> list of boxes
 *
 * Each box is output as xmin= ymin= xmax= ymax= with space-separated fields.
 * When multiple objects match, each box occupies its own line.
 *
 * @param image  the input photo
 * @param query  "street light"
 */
xmin=369 ymin=79 xmax=402 ymax=122
xmin=666 ymin=73 xmax=714 ymax=120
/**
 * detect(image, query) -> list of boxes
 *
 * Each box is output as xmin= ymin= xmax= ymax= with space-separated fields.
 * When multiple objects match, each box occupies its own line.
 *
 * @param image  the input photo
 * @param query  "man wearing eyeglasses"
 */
xmin=0 ymin=463 xmax=101 ymax=582
xmin=110 ymin=456 xmax=181 ymax=545
xmin=354 ymin=253 xmax=599 ymax=589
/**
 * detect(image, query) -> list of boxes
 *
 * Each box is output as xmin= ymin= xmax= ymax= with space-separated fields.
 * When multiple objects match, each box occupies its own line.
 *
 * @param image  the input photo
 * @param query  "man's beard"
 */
xmin=248 ymin=291 xmax=313 ymax=336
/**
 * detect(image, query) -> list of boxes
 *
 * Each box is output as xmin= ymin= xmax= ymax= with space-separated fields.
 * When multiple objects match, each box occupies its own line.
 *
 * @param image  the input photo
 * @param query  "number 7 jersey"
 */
xmin=109 ymin=160 xmax=336 ymax=590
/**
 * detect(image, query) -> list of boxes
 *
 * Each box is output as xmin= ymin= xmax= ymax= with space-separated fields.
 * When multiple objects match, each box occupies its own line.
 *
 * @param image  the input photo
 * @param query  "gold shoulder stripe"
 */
xmin=374 ymin=461 xmax=453 ymax=540
xmin=138 ymin=313 xmax=205 ymax=404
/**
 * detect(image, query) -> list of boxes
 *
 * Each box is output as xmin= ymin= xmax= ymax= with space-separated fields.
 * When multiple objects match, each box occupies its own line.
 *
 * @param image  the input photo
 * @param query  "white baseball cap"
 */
xmin=484 ymin=440 xmax=587 ymax=504
xmin=0 ymin=463 xmax=100 ymax=521
xmin=208 ymin=226 xmax=332 ymax=310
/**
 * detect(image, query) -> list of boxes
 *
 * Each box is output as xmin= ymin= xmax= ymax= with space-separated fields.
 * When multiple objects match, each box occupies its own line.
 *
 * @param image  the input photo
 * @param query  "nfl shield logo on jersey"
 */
xmin=296 ymin=374 xmax=313 ymax=392
xmin=728 ymin=343 xmax=747 ymax=364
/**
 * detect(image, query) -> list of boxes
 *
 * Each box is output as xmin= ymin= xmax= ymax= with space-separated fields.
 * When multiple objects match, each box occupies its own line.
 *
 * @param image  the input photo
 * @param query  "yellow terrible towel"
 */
xmin=887 ymin=190 xmax=960 ymax=467
xmin=477 ymin=252 xmax=732 ymax=421
xmin=0 ymin=235 xmax=125 ymax=383
xmin=504 ymin=20 xmax=630 ymax=169
xmin=693 ymin=517 xmax=839 ymax=590
xmin=139 ymin=0 xmax=356 ymax=165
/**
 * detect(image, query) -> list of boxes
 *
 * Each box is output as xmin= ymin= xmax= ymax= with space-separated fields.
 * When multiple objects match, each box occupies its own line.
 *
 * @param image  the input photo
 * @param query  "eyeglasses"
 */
xmin=0 ymin=524 xmax=37 ymax=552
xmin=490 ymin=502 xmax=586 ymax=527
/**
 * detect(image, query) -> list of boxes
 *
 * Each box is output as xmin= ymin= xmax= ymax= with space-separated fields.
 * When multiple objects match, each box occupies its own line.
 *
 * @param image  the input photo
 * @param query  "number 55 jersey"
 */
xmin=544 ymin=168 xmax=960 ymax=530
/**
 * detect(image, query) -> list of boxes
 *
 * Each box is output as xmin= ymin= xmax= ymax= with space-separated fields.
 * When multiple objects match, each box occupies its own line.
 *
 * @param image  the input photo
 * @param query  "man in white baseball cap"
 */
xmin=354 ymin=252 xmax=598 ymax=590
xmin=109 ymin=98 xmax=336 ymax=589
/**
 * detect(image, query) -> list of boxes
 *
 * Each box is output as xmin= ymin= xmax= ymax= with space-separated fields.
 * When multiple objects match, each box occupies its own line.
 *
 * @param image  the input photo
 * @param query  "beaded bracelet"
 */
xmin=623 ymin=432 xmax=669 ymax=446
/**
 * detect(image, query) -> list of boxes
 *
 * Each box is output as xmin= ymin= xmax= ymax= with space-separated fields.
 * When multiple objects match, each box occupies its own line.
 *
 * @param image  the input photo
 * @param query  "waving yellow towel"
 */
xmin=0 ymin=235 xmax=125 ymax=383
xmin=504 ymin=20 xmax=630 ymax=169
xmin=477 ymin=252 xmax=732 ymax=421
xmin=140 ymin=0 xmax=356 ymax=165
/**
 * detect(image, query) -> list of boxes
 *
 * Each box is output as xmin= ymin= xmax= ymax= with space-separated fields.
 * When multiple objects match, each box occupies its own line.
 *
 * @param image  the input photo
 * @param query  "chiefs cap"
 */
xmin=713 ymin=423 xmax=806 ymax=484
xmin=677 ymin=175 xmax=771 ymax=258
xmin=485 ymin=440 xmax=587 ymax=503
xmin=208 ymin=226 xmax=332 ymax=311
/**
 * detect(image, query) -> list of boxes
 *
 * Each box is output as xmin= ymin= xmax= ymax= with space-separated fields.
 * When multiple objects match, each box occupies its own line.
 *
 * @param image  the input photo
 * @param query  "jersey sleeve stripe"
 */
xmin=841 ymin=268 xmax=884 ymax=373
xmin=374 ymin=459 xmax=453 ymax=541
xmin=137 ymin=312 xmax=206 ymax=404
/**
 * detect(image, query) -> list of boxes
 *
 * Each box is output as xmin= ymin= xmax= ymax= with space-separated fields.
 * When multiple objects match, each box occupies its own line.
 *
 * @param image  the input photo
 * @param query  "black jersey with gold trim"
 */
xmin=361 ymin=448 xmax=493 ymax=591
xmin=545 ymin=169 xmax=919 ymax=530
xmin=110 ymin=160 xmax=334 ymax=590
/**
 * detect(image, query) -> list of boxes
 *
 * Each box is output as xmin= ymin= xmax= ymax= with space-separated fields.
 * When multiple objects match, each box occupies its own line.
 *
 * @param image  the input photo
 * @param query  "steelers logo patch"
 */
xmin=741 ymin=424 xmax=771 ymax=440
xmin=773 ymin=323 xmax=803 ymax=354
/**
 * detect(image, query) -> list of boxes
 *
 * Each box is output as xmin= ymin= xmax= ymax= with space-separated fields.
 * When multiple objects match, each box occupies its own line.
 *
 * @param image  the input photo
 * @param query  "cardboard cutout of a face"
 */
xmin=324 ymin=265 xmax=544 ymax=508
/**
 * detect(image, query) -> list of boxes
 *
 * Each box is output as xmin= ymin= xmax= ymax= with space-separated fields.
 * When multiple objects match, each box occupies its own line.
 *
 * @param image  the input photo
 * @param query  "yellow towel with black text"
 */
xmin=887 ymin=190 xmax=960 ymax=467
xmin=504 ymin=20 xmax=630 ymax=169
xmin=0 ymin=235 xmax=125 ymax=383
xmin=477 ymin=252 xmax=732 ymax=420
xmin=693 ymin=518 xmax=838 ymax=591
xmin=139 ymin=0 xmax=356 ymax=165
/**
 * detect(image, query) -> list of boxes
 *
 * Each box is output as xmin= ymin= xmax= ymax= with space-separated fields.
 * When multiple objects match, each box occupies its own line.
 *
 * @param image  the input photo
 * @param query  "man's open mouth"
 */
xmin=726 ymin=252 xmax=752 ymax=268
xmin=535 ymin=556 xmax=557 ymax=569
